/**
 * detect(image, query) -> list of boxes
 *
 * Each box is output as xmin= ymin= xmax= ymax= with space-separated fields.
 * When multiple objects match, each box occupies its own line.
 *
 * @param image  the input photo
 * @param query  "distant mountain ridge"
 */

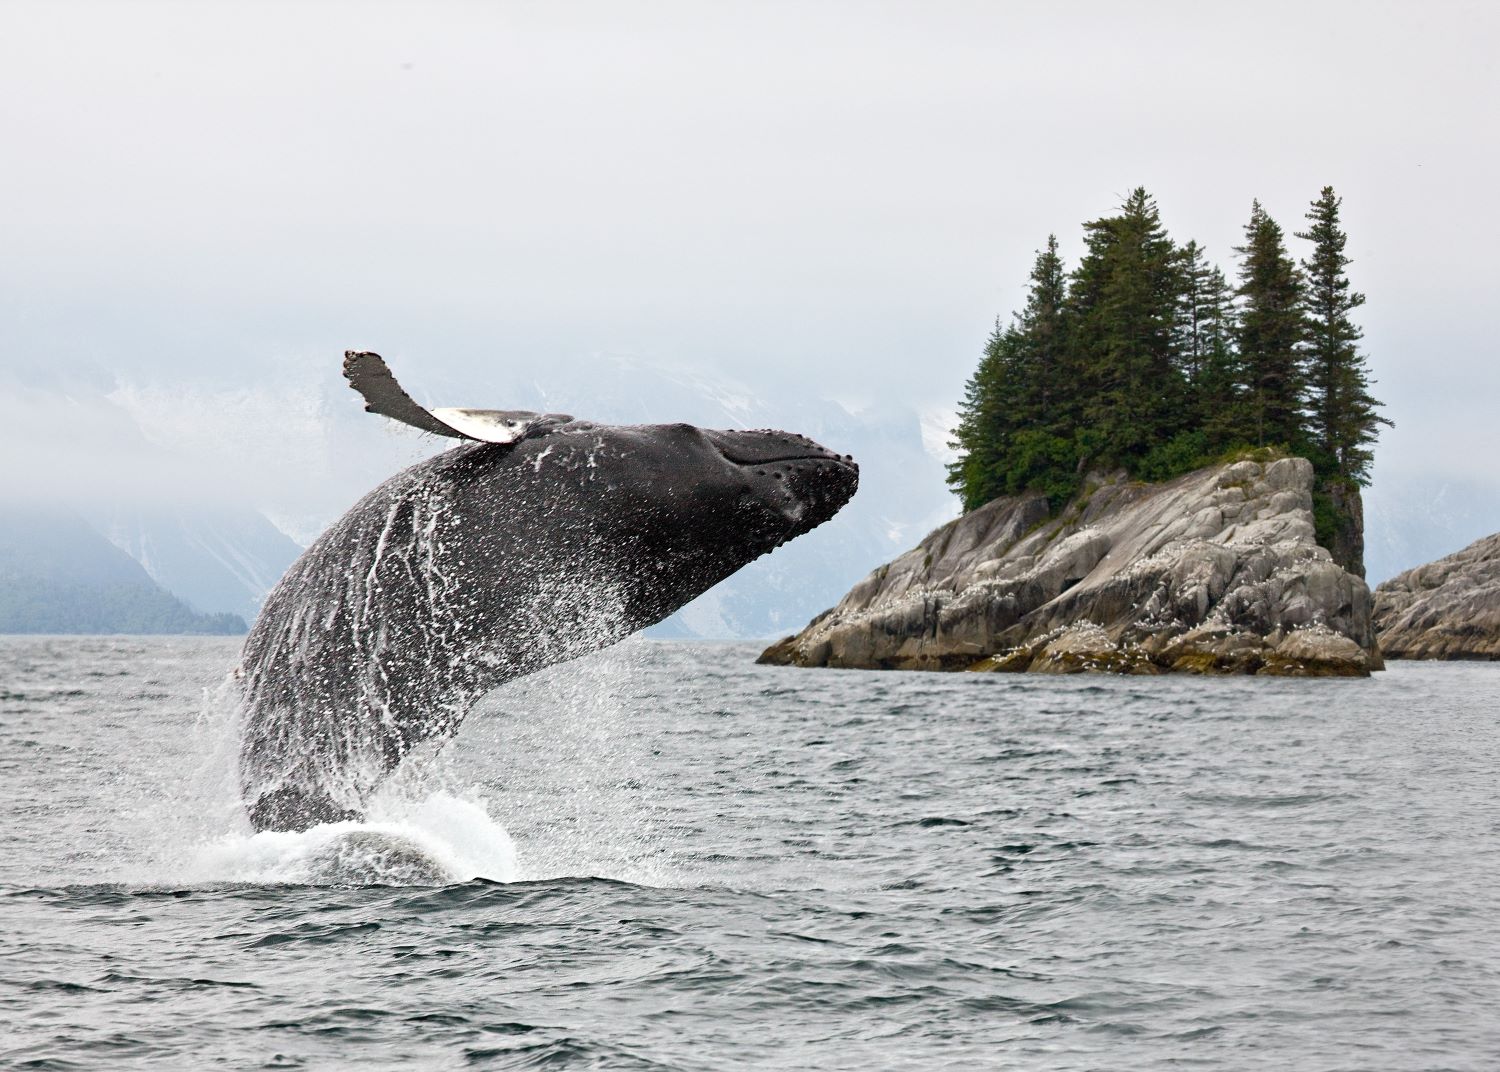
xmin=93 ymin=505 xmax=304 ymax=626
xmin=0 ymin=509 xmax=245 ymax=634
xmin=1363 ymin=472 xmax=1500 ymax=586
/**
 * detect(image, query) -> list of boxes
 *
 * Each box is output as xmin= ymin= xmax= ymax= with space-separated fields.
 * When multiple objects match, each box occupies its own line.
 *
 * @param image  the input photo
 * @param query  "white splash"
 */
xmin=139 ymin=676 xmax=519 ymax=889
xmin=182 ymin=792 xmax=517 ymax=887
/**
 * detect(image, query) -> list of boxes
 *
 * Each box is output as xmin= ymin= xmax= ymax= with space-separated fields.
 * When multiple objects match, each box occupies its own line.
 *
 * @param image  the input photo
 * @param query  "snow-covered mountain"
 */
xmin=92 ymin=505 xmax=303 ymax=625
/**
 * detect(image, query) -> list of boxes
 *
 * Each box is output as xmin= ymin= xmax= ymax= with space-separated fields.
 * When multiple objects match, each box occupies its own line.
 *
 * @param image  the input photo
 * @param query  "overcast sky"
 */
xmin=3 ymin=1 xmax=1497 ymax=512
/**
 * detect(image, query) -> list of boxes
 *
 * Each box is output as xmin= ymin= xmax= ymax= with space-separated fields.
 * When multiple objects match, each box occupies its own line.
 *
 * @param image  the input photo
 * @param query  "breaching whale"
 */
xmin=237 ymin=352 xmax=858 ymax=832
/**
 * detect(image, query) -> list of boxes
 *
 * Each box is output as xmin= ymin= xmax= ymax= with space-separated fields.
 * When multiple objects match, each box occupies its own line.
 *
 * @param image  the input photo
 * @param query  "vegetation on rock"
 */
xmin=947 ymin=186 xmax=1388 ymax=574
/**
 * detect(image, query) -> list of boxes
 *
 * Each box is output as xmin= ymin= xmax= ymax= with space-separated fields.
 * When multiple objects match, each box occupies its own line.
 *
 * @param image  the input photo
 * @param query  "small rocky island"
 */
xmin=769 ymin=186 xmax=1392 ymax=677
xmin=760 ymin=456 xmax=1380 ymax=677
xmin=1372 ymin=532 xmax=1500 ymax=660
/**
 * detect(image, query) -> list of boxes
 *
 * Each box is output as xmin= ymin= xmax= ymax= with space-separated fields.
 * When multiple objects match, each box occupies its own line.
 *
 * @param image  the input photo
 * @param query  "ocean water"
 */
xmin=1 ymin=636 xmax=1497 ymax=1070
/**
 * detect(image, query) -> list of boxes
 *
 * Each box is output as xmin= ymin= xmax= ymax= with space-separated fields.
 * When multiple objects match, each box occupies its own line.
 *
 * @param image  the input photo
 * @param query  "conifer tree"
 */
xmin=947 ymin=320 xmax=1021 ymax=512
xmin=1003 ymin=236 xmax=1084 ymax=505
xmin=1068 ymin=188 xmax=1185 ymax=465
xmin=1193 ymin=263 xmax=1245 ymax=449
xmin=1176 ymin=240 xmax=1216 ymax=383
xmin=1012 ymin=234 xmax=1069 ymax=431
xmin=1234 ymin=200 xmax=1306 ymax=449
xmin=1295 ymin=186 xmax=1389 ymax=485
xmin=948 ymin=237 xmax=1078 ymax=510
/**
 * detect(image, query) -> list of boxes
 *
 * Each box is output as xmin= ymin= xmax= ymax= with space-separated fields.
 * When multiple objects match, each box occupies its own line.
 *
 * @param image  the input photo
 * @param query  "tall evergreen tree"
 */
xmin=1068 ymin=188 xmax=1185 ymax=465
xmin=1012 ymin=234 xmax=1070 ymax=432
xmin=1294 ymin=186 xmax=1389 ymax=485
xmin=1175 ymin=240 xmax=1216 ymax=383
xmin=1004 ymin=236 xmax=1084 ymax=504
xmin=948 ymin=237 xmax=1078 ymax=510
xmin=1194 ymin=262 xmax=1245 ymax=448
xmin=947 ymin=319 xmax=1020 ymax=512
xmin=1233 ymin=200 xmax=1307 ymax=448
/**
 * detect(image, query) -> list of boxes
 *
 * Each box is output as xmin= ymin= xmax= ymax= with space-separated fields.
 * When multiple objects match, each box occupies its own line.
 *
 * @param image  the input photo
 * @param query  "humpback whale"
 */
xmin=237 ymin=353 xmax=858 ymax=832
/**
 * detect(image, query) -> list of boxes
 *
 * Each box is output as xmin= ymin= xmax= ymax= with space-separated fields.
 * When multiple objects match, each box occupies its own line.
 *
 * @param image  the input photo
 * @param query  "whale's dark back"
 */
xmin=238 ymin=421 xmax=856 ymax=831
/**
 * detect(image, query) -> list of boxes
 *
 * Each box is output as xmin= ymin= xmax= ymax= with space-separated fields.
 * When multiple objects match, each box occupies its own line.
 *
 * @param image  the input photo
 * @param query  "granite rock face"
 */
xmin=1372 ymin=532 xmax=1500 ymax=660
xmin=759 ymin=457 xmax=1380 ymax=677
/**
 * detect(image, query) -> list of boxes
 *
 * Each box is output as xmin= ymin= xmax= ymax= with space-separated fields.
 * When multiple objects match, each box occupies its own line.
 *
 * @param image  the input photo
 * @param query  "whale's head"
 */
xmin=332 ymin=351 xmax=857 ymax=629
xmin=435 ymin=419 xmax=858 ymax=630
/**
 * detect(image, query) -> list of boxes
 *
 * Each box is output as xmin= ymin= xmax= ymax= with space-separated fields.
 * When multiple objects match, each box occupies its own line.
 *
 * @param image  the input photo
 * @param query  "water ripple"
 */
xmin=1 ymin=637 xmax=1498 ymax=1069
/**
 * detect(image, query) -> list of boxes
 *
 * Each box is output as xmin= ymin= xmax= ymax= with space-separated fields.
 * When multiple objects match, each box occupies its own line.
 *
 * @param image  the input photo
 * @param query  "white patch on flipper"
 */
xmin=430 ymin=407 xmax=537 ymax=443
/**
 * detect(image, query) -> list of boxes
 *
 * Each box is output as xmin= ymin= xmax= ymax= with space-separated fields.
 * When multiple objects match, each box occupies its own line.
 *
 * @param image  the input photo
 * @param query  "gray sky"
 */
xmin=3 ymin=1 xmax=1498 ymax=513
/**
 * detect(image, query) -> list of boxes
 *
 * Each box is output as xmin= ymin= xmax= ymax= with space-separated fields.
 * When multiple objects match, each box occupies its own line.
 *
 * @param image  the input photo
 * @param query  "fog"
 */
xmin=3 ymin=1 xmax=1498 ymax=566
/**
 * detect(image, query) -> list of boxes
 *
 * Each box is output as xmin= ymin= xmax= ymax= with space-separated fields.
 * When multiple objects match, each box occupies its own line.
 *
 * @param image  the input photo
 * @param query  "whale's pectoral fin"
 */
xmin=343 ymin=351 xmax=471 ymax=438
xmin=342 ymin=351 xmax=572 ymax=444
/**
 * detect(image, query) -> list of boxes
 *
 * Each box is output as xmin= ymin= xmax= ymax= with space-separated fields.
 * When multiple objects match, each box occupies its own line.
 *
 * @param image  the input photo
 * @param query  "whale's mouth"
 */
xmin=702 ymin=428 xmax=858 ymax=472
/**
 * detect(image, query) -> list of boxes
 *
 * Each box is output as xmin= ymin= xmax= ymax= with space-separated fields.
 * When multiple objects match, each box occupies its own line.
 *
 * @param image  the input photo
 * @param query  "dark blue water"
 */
xmin=2 ymin=636 xmax=1497 ymax=1069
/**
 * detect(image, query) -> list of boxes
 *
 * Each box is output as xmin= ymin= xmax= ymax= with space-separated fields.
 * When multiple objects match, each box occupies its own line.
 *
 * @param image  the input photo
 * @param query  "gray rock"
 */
xmin=760 ymin=458 xmax=1379 ymax=677
xmin=1265 ymin=626 xmax=1377 ymax=676
xmin=1372 ymin=532 xmax=1500 ymax=660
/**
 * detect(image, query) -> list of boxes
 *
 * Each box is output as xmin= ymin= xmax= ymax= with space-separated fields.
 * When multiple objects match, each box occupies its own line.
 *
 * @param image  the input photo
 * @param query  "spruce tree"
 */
xmin=1294 ymin=186 xmax=1390 ymax=575
xmin=1004 ymin=236 xmax=1083 ymax=505
xmin=1068 ymin=188 xmax=1185 ymax=466
xmin=1176 ymin=240 xmax=1215 ymax=383
xmin=948 ymin=319 xmax=1020 ymax=512
xmin=1295 ymin=186 xmax=1389 ymax=485
xmin=1194 ymin=263 xmax=1245 ymax=451
xmin=1234 ymin=200 xmax=1306 ymax=449
xmin=948 ymin=237 xmax=1079 ymax=511
xmin=1012 ymin=234 xmax=1069 ymax=431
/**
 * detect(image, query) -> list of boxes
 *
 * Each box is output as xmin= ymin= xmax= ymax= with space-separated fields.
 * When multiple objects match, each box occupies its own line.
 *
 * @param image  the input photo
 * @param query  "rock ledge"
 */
xmin=760 ymin=458 xmax=1379 ymax=677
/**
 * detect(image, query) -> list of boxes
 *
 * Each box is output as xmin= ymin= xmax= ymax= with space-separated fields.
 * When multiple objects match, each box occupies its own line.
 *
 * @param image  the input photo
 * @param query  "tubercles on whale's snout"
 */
xmin=699 ymin=427 xmax=858 ymax=540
